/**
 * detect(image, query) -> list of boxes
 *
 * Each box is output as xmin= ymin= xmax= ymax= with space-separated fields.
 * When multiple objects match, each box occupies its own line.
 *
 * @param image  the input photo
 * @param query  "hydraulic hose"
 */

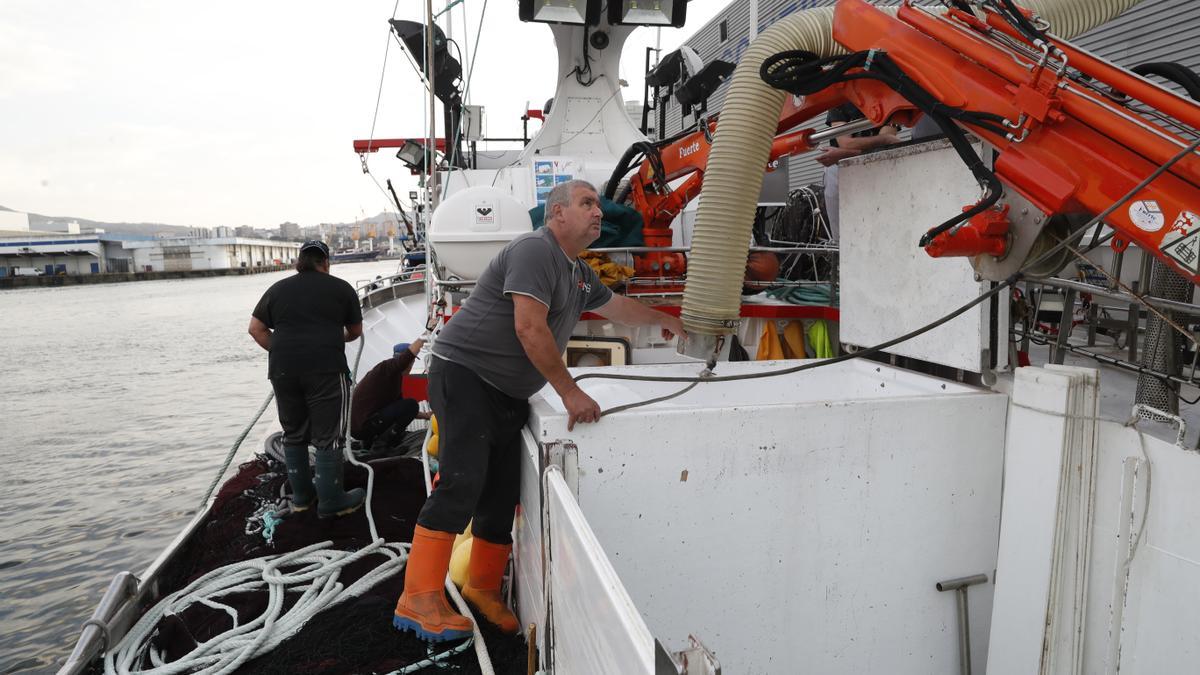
xmin=680 ymin=0 xmax=1147 ymax=342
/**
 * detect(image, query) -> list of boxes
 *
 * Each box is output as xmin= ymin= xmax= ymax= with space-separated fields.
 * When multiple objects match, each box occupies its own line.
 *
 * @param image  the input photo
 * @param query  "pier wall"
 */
xmin=0 ymin=264 xmax=290 ymax=289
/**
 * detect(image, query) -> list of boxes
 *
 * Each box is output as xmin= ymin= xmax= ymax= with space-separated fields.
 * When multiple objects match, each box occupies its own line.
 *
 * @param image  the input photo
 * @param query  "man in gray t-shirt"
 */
xmin=432 ymin=225 xmax=613 ymax=399
xmin=393 ymin=180 xmax=686 ymax=642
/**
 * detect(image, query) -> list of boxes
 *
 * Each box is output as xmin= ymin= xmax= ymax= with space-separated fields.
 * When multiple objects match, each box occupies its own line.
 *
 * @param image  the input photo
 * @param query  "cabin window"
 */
xmin=719 ymin=20 xmax=728 ymax=42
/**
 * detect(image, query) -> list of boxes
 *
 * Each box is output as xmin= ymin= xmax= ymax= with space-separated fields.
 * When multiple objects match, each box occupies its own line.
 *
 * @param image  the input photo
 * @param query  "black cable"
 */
xmin=575 ymin=26 xmax=596 ymax=86
xmin=759 ymin=49 xmax=1007 ymax=247
xmin=991 ymin=0 xmax=1050 ymax=47
xmin=1132 ymin=62 xmax=1200 ymax=102
xmin=603 ymin=141 xmax=667 ymax=201
xmin=656 ymin=116 xmax=711 ymax=146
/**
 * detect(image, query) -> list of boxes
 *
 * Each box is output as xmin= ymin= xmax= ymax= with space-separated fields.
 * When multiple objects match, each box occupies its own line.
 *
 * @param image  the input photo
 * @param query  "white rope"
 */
xmin=104 ymin=540 xmax=409 ymax=675
xmin=196 ymin=391 xmax=275 ymax=511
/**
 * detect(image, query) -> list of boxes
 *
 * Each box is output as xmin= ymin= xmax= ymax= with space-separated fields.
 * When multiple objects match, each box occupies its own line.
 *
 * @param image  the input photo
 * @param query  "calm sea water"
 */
xmin=0 ymin=260 xmax=403 ymax=674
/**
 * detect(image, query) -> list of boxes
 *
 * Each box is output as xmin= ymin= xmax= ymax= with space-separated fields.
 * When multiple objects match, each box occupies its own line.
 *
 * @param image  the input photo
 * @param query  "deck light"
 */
xmin=389 ymin=20 xmax=462 ymax=103
xmin=675 ymin=60 xmax=736 ymax=109
xmin=518 ymin=0 xmax=601 ymax=26
xmin=646 ymin=46 xmax=703 ymax=88
xmin=396 ymin=141 xmax=429 ymax=172
xmin=608 ymin=0 xmax=687 ymax=27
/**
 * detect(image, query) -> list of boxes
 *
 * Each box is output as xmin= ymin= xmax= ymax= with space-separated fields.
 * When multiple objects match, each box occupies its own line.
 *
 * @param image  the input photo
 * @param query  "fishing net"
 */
xmin=99 ymin=454 xmax=531 ymax=674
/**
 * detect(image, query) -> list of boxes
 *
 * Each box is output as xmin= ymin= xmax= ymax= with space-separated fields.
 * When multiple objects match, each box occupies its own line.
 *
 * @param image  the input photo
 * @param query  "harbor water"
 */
xmin=0 ymin=260 xmax=404 ymax=674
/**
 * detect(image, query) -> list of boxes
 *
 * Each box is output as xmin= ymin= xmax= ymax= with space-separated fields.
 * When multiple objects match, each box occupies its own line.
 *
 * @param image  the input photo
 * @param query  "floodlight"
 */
xmin=646 ymin=46 xmax=704 ymax=88
xmin=676 ymin=60 xmax=735 ymax=109
xmin=396 ymin=141 xmax=428 ymax=171
xmin=608 ymin=0 xmax=687 ymax=27
xmin=389 ymin=20 xmax=463 ymax=103
xmin=519 ymin=0 xmax=602 ymax=26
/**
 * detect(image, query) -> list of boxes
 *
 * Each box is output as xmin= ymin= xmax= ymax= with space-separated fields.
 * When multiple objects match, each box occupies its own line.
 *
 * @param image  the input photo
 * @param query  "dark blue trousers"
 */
xmin=417 ymin=357 xmax=529 ymax=545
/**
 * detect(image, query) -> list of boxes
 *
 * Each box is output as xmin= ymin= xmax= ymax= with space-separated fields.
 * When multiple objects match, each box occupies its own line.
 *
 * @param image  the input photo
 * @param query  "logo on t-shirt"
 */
xmin=573 ymin=262 xmax=591 ymax=294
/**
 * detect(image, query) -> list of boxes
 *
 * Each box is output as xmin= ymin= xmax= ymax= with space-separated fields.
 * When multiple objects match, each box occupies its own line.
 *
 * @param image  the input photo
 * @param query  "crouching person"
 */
xmin=351 ymin=339 xmax=430 ymax=452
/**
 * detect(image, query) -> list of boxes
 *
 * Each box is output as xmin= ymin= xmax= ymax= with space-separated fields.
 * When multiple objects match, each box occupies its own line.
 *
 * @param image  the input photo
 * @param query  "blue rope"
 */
xmin=261 ymin=511 xmax=282 ymax=544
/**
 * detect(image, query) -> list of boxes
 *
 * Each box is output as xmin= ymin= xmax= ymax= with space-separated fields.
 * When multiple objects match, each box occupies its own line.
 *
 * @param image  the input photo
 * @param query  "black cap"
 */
xmin=300 ymin=240 xmax=330 ymax=257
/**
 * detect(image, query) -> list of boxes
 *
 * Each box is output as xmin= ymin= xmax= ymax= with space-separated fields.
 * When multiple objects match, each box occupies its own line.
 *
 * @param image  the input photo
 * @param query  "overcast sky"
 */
xmin=0 ymin=1 xmax=726 ymax=229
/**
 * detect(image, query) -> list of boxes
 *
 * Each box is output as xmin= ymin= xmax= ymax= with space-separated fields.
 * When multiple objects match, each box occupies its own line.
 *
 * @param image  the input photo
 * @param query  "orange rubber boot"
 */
xmin=393 ymin=526 xmax=474 ymax=642
xmin=462 ymin=537 xmax=520 ymax=634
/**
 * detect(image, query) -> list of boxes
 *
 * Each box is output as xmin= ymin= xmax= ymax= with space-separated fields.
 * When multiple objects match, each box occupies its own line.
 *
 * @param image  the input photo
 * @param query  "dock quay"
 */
xmin=0 ymin=264 xmax=291 ymax=290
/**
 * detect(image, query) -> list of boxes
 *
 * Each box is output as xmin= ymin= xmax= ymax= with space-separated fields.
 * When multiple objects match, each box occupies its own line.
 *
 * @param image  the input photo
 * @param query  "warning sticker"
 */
xmin=1170 ymin=210 xmax=1199 ymax=237
xmin=1129 ymin=200 xmax=1165 ymax=232
xmin=1161 ymin=228 xmax=1200 ymax=274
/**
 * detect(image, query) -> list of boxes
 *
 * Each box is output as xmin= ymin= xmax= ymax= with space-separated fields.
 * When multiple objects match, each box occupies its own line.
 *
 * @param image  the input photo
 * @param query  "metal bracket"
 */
xmin=540 ymin=440 xmax=580 ymax=495
xmin=1129 ymin=404 xmax=1189 ymax=450
xmin=655 ymin=635 xmax=722 ymax=675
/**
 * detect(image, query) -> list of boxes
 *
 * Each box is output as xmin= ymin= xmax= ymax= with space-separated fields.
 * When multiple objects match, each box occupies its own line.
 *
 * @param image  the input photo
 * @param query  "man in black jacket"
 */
xmin=248 ymin=240 xmax=366 ymax=518
xmin=351 ymin=338 xmax=431 ymax=451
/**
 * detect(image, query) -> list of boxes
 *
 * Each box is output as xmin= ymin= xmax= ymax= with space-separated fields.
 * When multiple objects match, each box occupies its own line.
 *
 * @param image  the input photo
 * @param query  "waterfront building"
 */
xmin=0 ymin=232 xmax=145 ymax=276
xmin=122 ymin=237 xmax=299 ymax=272
xmin=1 ymin=212 xmax=297 ymax=276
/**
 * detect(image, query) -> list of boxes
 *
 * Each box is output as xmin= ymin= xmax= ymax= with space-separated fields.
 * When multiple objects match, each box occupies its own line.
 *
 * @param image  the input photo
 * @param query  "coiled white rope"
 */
xmin=104 ymin=540 xmax=409 ymax=675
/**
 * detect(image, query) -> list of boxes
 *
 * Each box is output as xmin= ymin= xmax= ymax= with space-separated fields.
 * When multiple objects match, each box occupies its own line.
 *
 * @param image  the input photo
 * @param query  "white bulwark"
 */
xmin=122 ymin=238 xmax=299 ymax=272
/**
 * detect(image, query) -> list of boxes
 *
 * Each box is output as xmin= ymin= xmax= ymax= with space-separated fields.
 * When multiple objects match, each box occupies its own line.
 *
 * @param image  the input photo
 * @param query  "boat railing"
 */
xmin=356 ymin=268 xmax=428 ymax=309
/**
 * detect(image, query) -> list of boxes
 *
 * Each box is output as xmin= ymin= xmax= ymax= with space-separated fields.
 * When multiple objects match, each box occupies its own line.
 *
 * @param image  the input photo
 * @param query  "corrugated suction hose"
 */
xmin=680 ymin=0 xmax=1147 ymax=345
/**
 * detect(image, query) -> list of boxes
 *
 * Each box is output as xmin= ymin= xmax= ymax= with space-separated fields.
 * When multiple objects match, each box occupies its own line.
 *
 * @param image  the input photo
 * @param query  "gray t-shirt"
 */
xmin=433 ymin=227 xmax=613 ymax=398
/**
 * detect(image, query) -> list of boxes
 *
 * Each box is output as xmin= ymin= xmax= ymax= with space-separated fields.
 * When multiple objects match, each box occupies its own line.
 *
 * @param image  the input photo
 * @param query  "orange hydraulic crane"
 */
xmin=612 ymin=0 xmax=1200 ymax=285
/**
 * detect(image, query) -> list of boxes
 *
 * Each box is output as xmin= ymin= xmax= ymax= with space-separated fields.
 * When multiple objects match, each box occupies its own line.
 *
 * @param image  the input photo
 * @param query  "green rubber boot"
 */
xmin=314 ymin=447 xmax=365 ymax=518
xmin=283 ymin=446 xmax=316 ymax=512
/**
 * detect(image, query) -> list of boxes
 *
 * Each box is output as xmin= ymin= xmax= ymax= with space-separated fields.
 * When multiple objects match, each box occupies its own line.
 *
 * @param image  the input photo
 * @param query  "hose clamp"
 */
xmin=864 ymin=49 xmax=881 ymax=72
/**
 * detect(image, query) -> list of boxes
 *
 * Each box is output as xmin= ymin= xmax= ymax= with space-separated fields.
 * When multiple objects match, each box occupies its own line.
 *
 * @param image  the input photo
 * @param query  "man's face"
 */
xmin=556 ymin=187 xmax=603 ymax=247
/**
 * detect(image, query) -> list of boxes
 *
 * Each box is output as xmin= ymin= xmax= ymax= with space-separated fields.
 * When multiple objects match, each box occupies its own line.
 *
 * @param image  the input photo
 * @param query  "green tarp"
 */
xmin=529 ymin=197 xmax=645 ymax=248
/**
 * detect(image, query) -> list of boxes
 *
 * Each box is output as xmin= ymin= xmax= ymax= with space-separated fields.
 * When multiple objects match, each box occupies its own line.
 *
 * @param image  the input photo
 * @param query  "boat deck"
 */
xmin=116 ymin=453 xmax=530 ymax=675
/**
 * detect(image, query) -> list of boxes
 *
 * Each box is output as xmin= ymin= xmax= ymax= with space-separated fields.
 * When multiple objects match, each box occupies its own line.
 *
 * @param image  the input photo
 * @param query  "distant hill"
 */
xmin=0 ymin=204 xmax=400 ymax=236
xmin=0 ymin=204 xmax=193 ymax=237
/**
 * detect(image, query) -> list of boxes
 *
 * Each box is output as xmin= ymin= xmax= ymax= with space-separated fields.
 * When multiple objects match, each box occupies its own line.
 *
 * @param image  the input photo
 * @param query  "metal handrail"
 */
xmin=1034 ymin=276 xmax=1200 ymax=316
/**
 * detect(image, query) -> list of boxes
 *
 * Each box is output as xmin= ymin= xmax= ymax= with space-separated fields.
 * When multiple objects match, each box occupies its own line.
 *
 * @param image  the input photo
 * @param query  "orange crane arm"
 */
xmin=618 ymin=0 xmax=1200 ymax=284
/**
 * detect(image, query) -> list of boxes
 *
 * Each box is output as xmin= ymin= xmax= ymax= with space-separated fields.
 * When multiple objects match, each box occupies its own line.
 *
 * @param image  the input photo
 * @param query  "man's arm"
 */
xmin=512 ymin=294 xmax=600 ymax=431
xmin=836 ymin=125 xmax=900 ymax=151
xmin=345 ymin=323 xmax=364 ymax=342
xmin=248 ymin=316 xmax=271 ymax=351
xmin=816 ymin=123 xmax=900 ymax=166
xmin=593 ymin=294 xmax=687 ymax=341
